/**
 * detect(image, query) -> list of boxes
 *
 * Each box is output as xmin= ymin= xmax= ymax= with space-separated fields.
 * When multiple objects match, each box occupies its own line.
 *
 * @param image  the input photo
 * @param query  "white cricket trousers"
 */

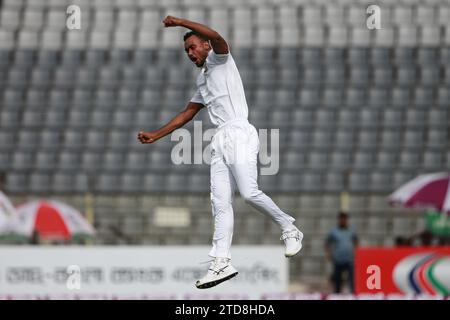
xmin=208 ymin=118 xmax=296 ymax=259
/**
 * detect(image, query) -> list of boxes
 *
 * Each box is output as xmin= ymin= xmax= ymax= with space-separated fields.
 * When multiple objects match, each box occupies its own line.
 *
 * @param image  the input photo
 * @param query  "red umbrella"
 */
xmin=11 ymin=200 xmax=95 ymax=241
xmin=388 ymin=172 xmax=450 ymax=214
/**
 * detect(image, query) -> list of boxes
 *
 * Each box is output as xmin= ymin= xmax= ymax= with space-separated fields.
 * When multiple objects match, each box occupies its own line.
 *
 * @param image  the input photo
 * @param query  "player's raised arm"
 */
xmin=162 ymin=16 xmax=229 ymax=54
xmin=137 ymin=102 xmax=204 ymax=144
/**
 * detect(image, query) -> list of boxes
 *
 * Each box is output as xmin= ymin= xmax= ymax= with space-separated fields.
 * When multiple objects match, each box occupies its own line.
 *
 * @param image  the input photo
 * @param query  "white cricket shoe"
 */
xmin=195 ymin=257 xmax=238 ymax=289
xmin=281 ymin=227 xmax=303 ymax=257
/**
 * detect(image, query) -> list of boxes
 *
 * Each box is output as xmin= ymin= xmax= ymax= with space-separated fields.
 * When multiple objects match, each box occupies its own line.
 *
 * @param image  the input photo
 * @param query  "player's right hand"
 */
xmin=163 ymin=15 xmax=183 ymax=27
xmin=137 ymin=131 xmax=157 ymax=144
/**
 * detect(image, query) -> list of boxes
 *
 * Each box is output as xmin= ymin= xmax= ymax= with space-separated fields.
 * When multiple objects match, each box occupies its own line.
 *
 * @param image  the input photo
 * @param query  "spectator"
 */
xmin=325 ymin=211 xmax=358 ymax=293
xmin=394 ymin=236 xmax=411 ymax=247
xmin=30 ymin=228 xmax=40 ymax=245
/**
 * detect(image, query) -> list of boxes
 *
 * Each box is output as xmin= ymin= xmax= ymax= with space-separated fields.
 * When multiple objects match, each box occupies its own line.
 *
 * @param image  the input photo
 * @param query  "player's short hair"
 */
xmin=183 ymin=31 xmax=208 ymax=42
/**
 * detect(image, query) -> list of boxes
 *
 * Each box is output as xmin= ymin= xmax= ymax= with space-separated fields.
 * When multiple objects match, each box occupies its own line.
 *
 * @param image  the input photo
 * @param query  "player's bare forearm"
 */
xmin=138 ymin=102 xmax=204 ymax=144
xmin=137 ymin=112 xmax=188 ymax=144
xmin=162 ymin=16 xmax=229 ymax=54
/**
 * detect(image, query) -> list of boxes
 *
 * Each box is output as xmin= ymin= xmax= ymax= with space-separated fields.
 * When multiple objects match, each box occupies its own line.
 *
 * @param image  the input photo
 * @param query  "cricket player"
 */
xmin=138 ymin=16 xmax=303 ymax=289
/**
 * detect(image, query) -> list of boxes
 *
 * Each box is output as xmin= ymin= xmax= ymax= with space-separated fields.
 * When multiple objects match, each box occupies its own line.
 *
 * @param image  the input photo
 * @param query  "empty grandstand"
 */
xmin=0 ymin=0 xmax=449 ymax=294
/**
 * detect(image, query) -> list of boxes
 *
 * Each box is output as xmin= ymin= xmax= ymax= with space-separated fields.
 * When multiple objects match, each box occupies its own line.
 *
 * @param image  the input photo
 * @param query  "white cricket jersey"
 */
xmin=190 ymin=50 xmax=249 ymax=128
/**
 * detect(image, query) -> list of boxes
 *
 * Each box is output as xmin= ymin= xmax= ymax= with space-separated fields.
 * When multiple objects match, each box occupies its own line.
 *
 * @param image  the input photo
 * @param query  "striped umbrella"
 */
xmin=11 ymin=200 xmax=95 ymax=241
xmin=0 ymin=191 xmax=17 ymax=234
xmin=388 ymin=172 xmax=450 ymax=214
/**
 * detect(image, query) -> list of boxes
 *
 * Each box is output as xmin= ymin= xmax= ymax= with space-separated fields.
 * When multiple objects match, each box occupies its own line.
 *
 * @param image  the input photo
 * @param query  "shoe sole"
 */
xmin=285 ymin=245 xmax=302 ymax=258
xmin=195 ymin=272 xmax=238 ymax=289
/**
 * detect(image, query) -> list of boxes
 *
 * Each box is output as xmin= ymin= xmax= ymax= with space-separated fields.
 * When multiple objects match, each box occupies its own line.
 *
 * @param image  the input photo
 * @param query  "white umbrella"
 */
xmin=11 ymin=200 xmax=95 ymax=241
xmin=388 ymin=172 xmax=450 ymax=214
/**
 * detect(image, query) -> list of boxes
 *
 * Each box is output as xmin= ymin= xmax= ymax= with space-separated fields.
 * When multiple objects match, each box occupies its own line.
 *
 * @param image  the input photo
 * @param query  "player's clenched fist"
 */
xmin=137 ymin=131 xmax=157 ymax=144
xmin=163 ymin=15 xmax=183 ymax=27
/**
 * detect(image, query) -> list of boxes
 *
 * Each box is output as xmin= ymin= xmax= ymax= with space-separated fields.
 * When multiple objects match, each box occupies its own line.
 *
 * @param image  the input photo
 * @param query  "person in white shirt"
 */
xmin=138 ymin=16 xmax=303 ymax=289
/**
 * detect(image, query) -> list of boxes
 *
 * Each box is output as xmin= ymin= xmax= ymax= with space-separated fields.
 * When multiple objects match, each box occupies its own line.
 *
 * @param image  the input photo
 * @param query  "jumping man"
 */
xmin=138 ymin=16 xmax=303 ymax=289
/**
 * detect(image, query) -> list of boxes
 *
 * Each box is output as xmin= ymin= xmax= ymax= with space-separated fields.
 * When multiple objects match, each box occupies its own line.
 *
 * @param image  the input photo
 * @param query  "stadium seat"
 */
xmin=417 ymin=48 xmax=439 ymax=66
xmin=359 ymin=109 xmax=380 ymax=129
xmin=399 ymin=150 xmax=421 ymax=169
xmin=403 ymin=129 xmax=425 ymax=149
xmin=39 ymin=130 xmax=62 ymax=149
xmin=91 ymin=110 xmax=113 ymax=129
xmin=255 ymin=66 xmax=277 ymax=88
xmin=57 ymin=150 xmax=81 ymax=171
xmin=0 ymin=130 xmax=16 ymax=149
xmin=413 ymin=87 xmax=434 ymax=108
xmin=51 ymin=172 xmax=74 ymax=193
xmin=302 ymin=66 xmax=323 ymax=87
xmin=96 ymin=173 xmax=121 ymax=193
xmin=275 ymin=89 xmax=296 ymax=110
xmin=11 ymin=150 xmax=35 ymax=170
xmin=427 ymin=129 xmax=447 ymax=148
xmin=322 ymin=171 xmax=344 ymax=192
xmin=270 ymin=110 xmax=291 ymax=128
xmin=28 ymin=173 xmax=51 ymax=193
xmin=21 ymin=110 xmax=45 ymax=129
xmin=324 ymin=67 xmax=345 ymax=86
xmin=315 ymin=110 xmax=335 ymax=128
xmin=3 ymin=89 xmax=24 ymax=110
xmin=349 ymin=67 xmax=370 ymax=87
xmin=394 ymin=47 xmax=415 ymax=66
xmin=420 ymin=26 xmax=440 ymax=46
xmin=334 ymin=129 xmax=355 ymax=150
xmin=186 ymin=173 xmax=210 ymax=192
xmin=298 ymin=88 xmax=320 ymax=107
xmin=422 ymin=150 xmax=444 ymax=170
xmin=0 ymin=9 xmax=21 ymax=30
xmin=373 ymin=68 xmax=393 ymax=88
xmin=322 ymin=88 xmax=344 ymax=108
xmin=278 ymin=172 xmax=302 ymax=192
xmin=436 ymin=87 xmax=450 ymax=107
xmin=376 ymin=151 xmax=398 ymax=170
xmin=369 ymin=171 xmax=393 ymax=192
xmin=380 ymin=129 xmax=402 ymax=150
xmin=120 ymin=173 xmax=143 ymax=193
xmin=329 ymin=151 xmax=351 ymax=170
xmin=7 ymin=68 xmax=29 ymax=88
xmin=345 ymin=88 xmax=366 ymax=107
xmin=6 ymin=172 xmax=28 ymax=193
xmin=348 ymin=172 xmax=369 ymax=192
xmin=353 ymin=151 xmax=374 ymax=169
xmin=428 ymin=109 xmax=448 ymax=127
xmin=308 ymin=151 xmax=328 ymax=170
xmin=103 ymin=151 xmax=125 ymax=171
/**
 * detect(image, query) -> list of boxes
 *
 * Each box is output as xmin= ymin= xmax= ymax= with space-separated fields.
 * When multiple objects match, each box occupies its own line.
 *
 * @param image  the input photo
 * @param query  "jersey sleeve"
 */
xmin=208 ymin=50 xmax=229 ymax=65
xmin=190 ymin=89 xmax=205 ymax=104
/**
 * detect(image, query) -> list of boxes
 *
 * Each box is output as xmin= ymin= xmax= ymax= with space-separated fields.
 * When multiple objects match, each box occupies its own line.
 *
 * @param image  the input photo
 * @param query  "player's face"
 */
xmin=184 ymin=35 xmax=210 ymax=67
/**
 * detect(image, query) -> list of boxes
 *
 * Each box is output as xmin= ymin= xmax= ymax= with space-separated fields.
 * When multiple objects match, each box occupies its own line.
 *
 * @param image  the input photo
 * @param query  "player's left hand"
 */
xmin=163 ymin=15 xmax=183 ymax=27
xmin=138 ymin=131 xmax=158 ymax=144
